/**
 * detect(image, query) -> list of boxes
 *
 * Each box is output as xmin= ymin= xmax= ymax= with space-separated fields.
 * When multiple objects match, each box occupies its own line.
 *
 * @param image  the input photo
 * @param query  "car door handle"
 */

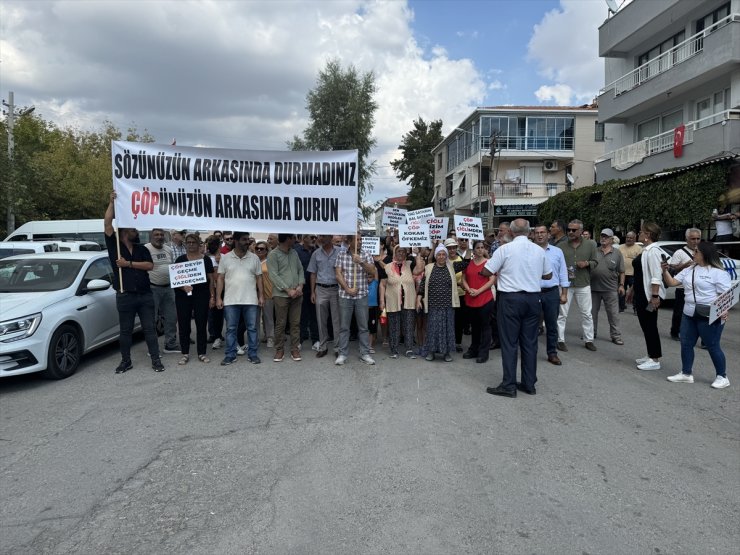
xmin=77 ymin=306 xmax=88 ymax=311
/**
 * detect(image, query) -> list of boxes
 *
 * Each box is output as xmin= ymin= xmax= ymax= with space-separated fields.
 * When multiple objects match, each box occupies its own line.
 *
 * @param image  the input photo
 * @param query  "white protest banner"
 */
xmin=454 ymin=215 xmax=484 ymax=240
xmin=112 ymin=141 xmax=358 ymax=234
xmin=169 ymin=259 xmax=207 ymax=288
xmin=709 ymin=280 xmax=739 ymax=324
xmin=406 ymin=207 xmax=435 ymax=223
xmin=399 ymin=223 xmax=430 ymax=247
xmin=381 ymin=206 xmax=407 ymax=227
xmin=360 ymin=236 xmax=380 ymax=256
xmin=427 ymin=217 xmax=448 ymax=241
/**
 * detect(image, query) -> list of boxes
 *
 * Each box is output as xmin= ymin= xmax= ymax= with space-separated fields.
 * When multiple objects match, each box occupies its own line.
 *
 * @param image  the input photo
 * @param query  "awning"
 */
xmin=616 ymin=153 xmax=738 ymax=189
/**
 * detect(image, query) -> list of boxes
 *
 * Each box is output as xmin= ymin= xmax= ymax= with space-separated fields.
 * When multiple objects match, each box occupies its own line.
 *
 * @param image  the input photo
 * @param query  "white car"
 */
xmin=0 ymin=252 xmax=134 ymax=379
xmin=653 ymin=241 xmax=739 ymax=301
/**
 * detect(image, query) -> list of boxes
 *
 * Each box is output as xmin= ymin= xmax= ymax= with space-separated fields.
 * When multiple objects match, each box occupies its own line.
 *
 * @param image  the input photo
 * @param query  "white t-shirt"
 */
xmin=218 ymin=250 xmax=262 ymax=306
xmin=145 ymin=243 xmax=174 ymax=286
xmin=675 ymin=265 xmax=731 ymax=317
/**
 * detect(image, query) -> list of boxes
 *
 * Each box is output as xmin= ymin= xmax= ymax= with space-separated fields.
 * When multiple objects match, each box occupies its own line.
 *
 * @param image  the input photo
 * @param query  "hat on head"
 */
xmin=600 ymin=228 xmax=614 ymax=237
xmin=444 ymin=238 xmax=458 ymax=247
xmin=434 ymin=244 xmax=448 ymax=258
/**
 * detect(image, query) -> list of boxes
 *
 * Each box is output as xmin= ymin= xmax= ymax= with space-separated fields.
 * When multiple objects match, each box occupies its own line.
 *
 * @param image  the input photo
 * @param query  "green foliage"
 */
xmin=390 ymin=118 xmax=443 ymax=211
xmin=537 ymin=163 xmax=731 ymax=234
xmin=288 ymin=59 xmax=378 ymax=205
xmin=0 ymin=114 xmax=153 ymax=235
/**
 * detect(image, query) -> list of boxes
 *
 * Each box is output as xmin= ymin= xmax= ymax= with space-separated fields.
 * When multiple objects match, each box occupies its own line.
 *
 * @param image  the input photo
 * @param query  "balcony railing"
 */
xmin=480 ymin=182 xmax=566 ymax=198
xmin=596 ymin=109 xmax=739 ymax=169
xmin=600 ymin=13 xmax=738 ymax=98
xmin=438 ymin=196 xmax=456 ymax=212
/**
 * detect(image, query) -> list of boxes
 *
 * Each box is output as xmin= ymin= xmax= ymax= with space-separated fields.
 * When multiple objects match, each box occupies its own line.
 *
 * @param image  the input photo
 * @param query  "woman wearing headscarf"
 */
xmin=379 ymin=246 xmax=423 ymax=358
xmin=416 ymin=244 xmax=467 ymax=362
xmin=661 ymin=242 xmax=731 ymax=388
xmin=626 ymin=222 xmax=665 ymax=371
xmin=462 ymin=240 xmax=496 ymax=363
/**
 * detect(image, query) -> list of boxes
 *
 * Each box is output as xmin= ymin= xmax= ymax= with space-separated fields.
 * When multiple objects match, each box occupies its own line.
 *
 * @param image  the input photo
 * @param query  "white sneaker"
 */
xmin=312 ymin=341 xmax=321 ymax=352
xmin=711 ymin=375 xmax=730 ymax=389
xmin=635 ymin=356 xmax=650 ymax=365
xmin=667 ymin=373 xmax=694 ymax=383
xmin=335 ymin=355 xmax=347 ymax=366
xmin=266 ymin=338 xmax=274 ymax=348
xmin=212 ymin=338 xmax=222 ymax=350
xmin=236 ymin=345 xmax=246 ymax=356
xmin=360 ymin=354 xmax=376 ymax=365
xmin=637 ymin=359 xmax=661 ymax=371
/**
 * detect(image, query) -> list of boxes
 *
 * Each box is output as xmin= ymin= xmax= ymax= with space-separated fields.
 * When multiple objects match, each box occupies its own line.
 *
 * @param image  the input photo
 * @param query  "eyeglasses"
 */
xmin=224 ymin=237 xmax=233 ymax=241
xmin=255 ymin=247 xmax=266 ymax=251
xmin=567 ymin=228 xmax=580 ymax=232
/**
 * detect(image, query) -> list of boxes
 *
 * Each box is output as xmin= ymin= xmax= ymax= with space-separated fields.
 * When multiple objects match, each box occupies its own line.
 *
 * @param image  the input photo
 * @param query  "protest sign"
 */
xmin=427 ymin=217 xmax=448 ymax=242
xmin=454 ymin=215 xmax=484 ymax=240
xmin=406 ymin=207 xmax=435 ymax=223
xmin=381 ymin=206 xmax=407 ymax=227
xmin=169 ymin=259 xmax=207 ymax=288
xmin=360 ymin=236 xmax=380 ymax=256
xmin=399 ymin=223 xmax=430 ymax=247
xmin=112 ymin=141 xmax=358 ymax=234
xmin=709 ymin=280 xmax=739 ymax=324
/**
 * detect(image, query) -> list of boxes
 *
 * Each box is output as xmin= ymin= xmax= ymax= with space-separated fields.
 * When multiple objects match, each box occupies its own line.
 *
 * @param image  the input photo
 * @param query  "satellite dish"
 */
xmin=605 ymin=0 xmax=620 ymax=13
xmin=566 ymin=173 xmax=575 ymax=185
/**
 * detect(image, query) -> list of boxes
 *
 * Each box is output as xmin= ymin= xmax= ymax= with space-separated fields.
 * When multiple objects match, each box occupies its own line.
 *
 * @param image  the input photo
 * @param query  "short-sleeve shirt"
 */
xmin=335 ymin=250 xmax=374 ymax=299
xmin=105 ymin=232 xmax=154 ymax=293
xmin=484 ymin=236 xmax=550 ymax=293
xmin=464 ymin=259 xmax=493 ymax=307
xmin=590 ymin=248 xmax=624 ymax=292
xmin=218 ymin=250 xmax=262 ymax=306
xmin=307 ymin=246 xmax=340 ymax=285
xmin=145 ymin=243 xmax=174 ymax=286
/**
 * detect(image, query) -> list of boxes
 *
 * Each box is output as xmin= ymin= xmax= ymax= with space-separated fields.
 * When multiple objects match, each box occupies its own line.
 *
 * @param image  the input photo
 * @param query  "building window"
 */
xmin=637 ymin=117 xmax=660 ymax=141
xmin=637 ymin=30 xmax=686 ymax=68
xmin=696 ymin=2 xmax=730 ymax=34
xmin=437 ymin=152 xmax=442 ymax=170
xmin=594 ymin=121 xmax=605 ymax=142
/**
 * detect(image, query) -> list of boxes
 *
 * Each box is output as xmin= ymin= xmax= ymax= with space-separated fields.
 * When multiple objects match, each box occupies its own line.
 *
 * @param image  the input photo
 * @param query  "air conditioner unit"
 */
xmin=543 ymin=160 xmax=559 ymax=172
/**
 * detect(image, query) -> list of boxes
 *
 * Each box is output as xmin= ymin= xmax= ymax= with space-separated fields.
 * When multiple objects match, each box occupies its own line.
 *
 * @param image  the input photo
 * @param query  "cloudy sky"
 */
xmin=0 ymin=0 xmax=611 ymax=205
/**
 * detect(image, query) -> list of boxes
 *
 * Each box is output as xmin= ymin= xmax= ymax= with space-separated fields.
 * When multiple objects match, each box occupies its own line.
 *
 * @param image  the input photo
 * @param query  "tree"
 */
xmin=289 ymin=59 xmax=378 ymax=207
xmin=390 ymin=118 xmax=443 ymax=211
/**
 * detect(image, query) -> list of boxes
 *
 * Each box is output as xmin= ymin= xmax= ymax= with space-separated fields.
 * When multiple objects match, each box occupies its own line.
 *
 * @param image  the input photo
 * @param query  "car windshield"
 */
xmin=0 ymin=258 xmax=85 ymax=292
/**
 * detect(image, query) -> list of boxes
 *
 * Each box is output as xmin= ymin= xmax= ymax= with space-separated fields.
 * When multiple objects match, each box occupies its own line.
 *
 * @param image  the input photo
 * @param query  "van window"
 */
xmin=0 ymin=248 xmax=36 ymax=259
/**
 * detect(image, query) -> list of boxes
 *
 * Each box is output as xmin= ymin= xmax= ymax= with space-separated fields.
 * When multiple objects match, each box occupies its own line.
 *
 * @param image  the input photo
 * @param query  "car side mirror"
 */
xmin=84 ymin=279 xmax=111 ymax=293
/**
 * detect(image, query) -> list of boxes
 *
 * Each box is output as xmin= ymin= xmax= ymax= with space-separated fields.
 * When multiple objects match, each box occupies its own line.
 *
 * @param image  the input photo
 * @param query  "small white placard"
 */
xmin=454 ymin=215 xmax=484 ymax=240
xmin=361 ymin=236 xmax=380 ymax=256
xmin=399 ymin=223 xmax=431 ymax=247
xmin=169 ymin=259 xmax=207 ymax=288
xmin=427 ymin=217 xmax=449 ymax=241
xmin=709 ymin=280 xmax=739 ymax=324
xmin=382 ymin=207 xmax=407 ymax=227
xmin=406 ymin=207 xmax=435 ymax=223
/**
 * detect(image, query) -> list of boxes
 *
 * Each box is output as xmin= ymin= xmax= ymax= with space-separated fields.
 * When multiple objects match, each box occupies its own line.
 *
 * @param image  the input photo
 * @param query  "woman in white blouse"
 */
xmin=661 ymin=242 xmax=731 ymax=389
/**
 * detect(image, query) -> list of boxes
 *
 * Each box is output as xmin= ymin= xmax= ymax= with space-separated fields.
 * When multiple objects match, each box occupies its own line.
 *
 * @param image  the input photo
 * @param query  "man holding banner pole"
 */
xmin=104 ymin=191 xmax=165 ymax=374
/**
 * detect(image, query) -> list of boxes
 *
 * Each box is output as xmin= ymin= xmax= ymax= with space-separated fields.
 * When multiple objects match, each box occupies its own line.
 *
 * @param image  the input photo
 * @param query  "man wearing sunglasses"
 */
xmin=220 ymin=232 xmax=234 ymax=255
xmin=556 ymin=219 xmax=598 ymax=352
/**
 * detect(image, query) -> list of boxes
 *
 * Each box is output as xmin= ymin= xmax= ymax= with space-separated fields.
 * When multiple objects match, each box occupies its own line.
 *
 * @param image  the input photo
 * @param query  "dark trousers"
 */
xmin=454 ymin=296 xmax=468 ymax=344
xmin=468 ymin=300 xmax=494 ymax=356
xmin=497 ymin=292 xmax=540 ymax=392
xmin=116 ymin=291 xmax=160 ymax=362
xmin=670 ymin=288 xmax=685 ymax=337
xmin=635 ymin=297 xmax=662 ymax=359
xmin=208 ymin=306 xmax=224 ymax=341
xmin=175 ymin=289 xmax=209 ymax=356
xmin=540 ymin=287 xmax=560 ymax=356
xmin=619 ymin=275 xmax=634 ymax=311
xmin=300 ymin=283 xmax=319 ymax=342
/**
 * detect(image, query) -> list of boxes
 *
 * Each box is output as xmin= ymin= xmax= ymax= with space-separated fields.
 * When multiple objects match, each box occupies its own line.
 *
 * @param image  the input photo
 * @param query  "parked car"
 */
xmin=4 ymin=219 xmax=165 ymax=247
xmin=48 ymin=240 xmax=102 ymax=252
xmin=653 ymin=241 xmax=739 ymax=301
xmin=0 ymin=241 xmax=60 ymax=259
xmin=0 ymin=252 xmax=138 ymax=379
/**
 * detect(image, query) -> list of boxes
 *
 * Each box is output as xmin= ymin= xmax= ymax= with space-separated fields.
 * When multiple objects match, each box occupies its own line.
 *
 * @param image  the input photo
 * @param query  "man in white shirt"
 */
xmin=216 ymin=232 xmax=264 ymax=365
xmin=145 ymin=228 xmax=179 ymax=354
xmin=482 ymin=219 xmax=552 ymax=398
xmin=667 ymin=228 xmax=701 ymax=340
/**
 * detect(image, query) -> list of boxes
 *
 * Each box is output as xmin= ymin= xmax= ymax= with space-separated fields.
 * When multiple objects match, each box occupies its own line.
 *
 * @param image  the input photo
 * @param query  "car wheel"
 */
xmin=42 ymin=325 xmax=81 ymax=379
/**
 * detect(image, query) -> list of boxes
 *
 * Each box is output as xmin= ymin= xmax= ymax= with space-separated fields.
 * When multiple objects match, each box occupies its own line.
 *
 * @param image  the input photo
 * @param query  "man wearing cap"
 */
xmin=556 ymin=219 xmax=598 ymax=352
xmin=591 ymin=229 xmax=625 ymax=346
xmin=481 ymin=219 xmax=552 ymax=398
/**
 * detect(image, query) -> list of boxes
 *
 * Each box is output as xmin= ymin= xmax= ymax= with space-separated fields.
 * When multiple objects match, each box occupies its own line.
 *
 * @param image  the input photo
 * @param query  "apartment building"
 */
xmin=596 ymin=0 xmax=740 ymax=182
xmin=432 ymin=106 xmax=603 ymax=228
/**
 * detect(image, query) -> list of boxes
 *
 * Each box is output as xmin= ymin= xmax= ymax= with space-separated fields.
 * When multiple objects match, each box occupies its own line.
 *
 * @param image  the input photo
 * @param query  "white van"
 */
xmin=4 ymin=220 xmax=163 ymax=247
xmin=48 ymin=240 xmax=102 ymax=252
xmin=0 ymin=241 xmax=60 ymax=259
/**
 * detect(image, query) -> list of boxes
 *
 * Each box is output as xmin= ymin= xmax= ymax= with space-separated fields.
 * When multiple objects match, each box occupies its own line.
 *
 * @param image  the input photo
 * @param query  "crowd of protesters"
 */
xmin=104 ymin=194 xmax=732 ymax=392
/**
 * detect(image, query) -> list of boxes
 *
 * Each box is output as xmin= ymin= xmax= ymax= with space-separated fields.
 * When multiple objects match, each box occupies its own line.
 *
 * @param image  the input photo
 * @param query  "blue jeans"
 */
xmin=224 ymin=305 xmax=259 ymax=360
xmin=338 ymin=296 xmax=370 ymax=356
xmin=680 ymin=314 xmax=726 ymax=377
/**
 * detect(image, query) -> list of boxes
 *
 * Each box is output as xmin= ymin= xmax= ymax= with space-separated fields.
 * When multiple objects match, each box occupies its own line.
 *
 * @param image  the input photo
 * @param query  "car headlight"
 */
xmin=0 ymin=313 xmax=43 ymax=342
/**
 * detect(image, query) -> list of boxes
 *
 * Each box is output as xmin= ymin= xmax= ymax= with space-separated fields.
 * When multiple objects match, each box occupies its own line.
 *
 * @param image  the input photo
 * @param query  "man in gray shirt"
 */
xmin=145 ymin=228 xmax=179 ymax=353
xmin=591 ymin=228 xmax=625 ymax=345
xmin=308 ymin=234 xmax=341 ymax=358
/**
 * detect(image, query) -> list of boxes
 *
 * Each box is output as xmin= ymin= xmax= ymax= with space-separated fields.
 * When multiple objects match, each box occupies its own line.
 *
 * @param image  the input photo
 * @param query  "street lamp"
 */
xmin=2 ymin=91 xmax=35 ymax=235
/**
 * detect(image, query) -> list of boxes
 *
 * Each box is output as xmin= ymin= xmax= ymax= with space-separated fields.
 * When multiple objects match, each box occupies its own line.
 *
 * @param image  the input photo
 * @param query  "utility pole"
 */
xmin=3 ymin=91 xmax=35 ymax=235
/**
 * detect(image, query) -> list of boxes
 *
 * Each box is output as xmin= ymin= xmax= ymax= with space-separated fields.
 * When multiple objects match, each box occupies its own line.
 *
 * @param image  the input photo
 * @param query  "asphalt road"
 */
xmin=1 ymin=306 xmax=738 ymax=554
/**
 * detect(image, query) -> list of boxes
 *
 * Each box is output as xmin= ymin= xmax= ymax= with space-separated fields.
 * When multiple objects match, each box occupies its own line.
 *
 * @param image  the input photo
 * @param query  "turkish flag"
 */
xmin=673 ymin=124 xmax=685 ymax=158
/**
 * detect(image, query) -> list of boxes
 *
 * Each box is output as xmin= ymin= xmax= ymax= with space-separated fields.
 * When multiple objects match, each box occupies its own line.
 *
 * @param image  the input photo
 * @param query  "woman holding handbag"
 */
xmin=661 ymin=242 xmax=731 ymax=389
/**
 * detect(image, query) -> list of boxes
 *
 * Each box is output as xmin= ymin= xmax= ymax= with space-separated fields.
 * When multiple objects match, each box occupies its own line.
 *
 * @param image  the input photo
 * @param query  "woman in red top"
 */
xmin=462 ymin=240 xmax=496 ymax=363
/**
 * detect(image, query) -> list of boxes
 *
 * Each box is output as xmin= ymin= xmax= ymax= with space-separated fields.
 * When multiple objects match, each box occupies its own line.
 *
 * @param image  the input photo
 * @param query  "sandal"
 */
xmin=198 ymin=354 xmax=210 ymax=363
xmin=178 ymin=355 xmax=189 ymax=365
